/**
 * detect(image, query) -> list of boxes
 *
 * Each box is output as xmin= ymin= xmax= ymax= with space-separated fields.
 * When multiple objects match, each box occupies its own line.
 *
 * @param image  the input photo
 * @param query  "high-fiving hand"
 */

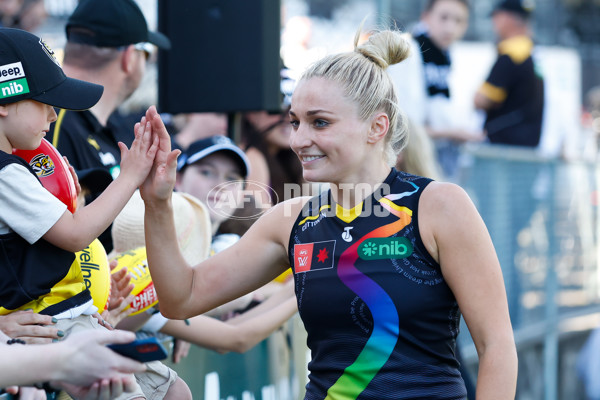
xmin=138 ymin=106 xmax=181 ymax=204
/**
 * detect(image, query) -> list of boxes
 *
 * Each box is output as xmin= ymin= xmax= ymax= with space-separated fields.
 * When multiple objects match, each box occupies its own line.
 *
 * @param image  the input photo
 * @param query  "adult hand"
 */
xmin=59 ymin=375 xmax=138 ymax=400
xmin=139 ymin=105 xmax=180 ymax=204
xmin=0 ymin=310 xmax=61 ymax=343
xmin=172 ymin=338 xmax=191 ymax=364
xmin=51 ymin=329 xmax=145 ymax=387
xmin=3 ymin=386 xmax=46 ymax=400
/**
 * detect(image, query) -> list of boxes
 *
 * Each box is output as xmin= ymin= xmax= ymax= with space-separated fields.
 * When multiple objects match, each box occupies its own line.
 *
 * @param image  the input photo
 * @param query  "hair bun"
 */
xmin=355 ymin=30 xmax=411 ymax=69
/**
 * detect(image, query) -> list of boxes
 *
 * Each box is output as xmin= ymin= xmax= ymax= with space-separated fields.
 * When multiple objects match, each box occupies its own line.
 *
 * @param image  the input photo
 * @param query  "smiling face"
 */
xmin=289 ymin=77 xmax=377 ymax=185
xmin=423 ymin=0 xmax=469 ymax=50
xmin=0 ymin=99 xmax=57 ymax=153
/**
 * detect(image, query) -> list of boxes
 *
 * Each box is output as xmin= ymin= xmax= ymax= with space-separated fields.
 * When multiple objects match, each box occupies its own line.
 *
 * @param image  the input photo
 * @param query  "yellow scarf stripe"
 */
xmin=52 ymin=108 xmax=67 ymax=148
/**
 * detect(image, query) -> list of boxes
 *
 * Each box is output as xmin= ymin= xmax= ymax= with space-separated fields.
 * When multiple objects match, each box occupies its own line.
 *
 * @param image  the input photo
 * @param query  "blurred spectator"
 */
xmin=49 ymin=0 xmax=170 ymax=176
xmin=176 ymin=136 xmax=250 ymax=238
xmin=388 ymin=0 xmax=483 ymax=182
xmin=396 ymin=119 xmax=442 ymax=180
xmin=236 ymin=67 xmax=304 ymax=205
xmin=172 ymin=112 xmax=228 ymax=150
xmin=241 ymin=109 xmax=300 ymax=204
xmin=14 ymin=0 xmax=45 ymax=32
xmin=0 ymin=0 xmax=46 ymax=32
xmin=473 ymin=0 xmax=544 ymax=327
xmin=0 ymin=0 xmax=22 ymax=27
xmin=47 ymin=0 xmax=170 ymax=252
xmin=474 ymin=0 xmax=544 ymax=147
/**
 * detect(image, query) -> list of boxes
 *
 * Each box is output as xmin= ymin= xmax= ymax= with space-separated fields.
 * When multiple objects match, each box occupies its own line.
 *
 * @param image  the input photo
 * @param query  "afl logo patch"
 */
xmin=29 ymin=153 xmax=55 ymax=177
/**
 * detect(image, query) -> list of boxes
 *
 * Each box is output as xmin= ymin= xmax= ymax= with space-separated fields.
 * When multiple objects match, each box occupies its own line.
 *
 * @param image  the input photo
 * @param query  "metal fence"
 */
xmin=457 ymin=143 xmax=600 ymax=400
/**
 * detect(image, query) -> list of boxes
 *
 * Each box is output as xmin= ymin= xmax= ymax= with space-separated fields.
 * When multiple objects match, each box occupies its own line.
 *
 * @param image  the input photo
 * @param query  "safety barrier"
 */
xmin=457 ymin=143 xmax=600 ymax=400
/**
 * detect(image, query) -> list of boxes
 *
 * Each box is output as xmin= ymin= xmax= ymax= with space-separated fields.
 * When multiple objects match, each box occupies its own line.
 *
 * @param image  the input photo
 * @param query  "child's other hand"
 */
xmin=107 ymin=259 xmax=134 ymax=311
xmin=118 ymin=115 xmax=159 ymax=187
xmin=101 ymin=294 xmax=135 ymax=328
xmin=63 ymin=156 xmax=81 ymax=199
xmin=139 ymin=106 xmax=180 ymax=204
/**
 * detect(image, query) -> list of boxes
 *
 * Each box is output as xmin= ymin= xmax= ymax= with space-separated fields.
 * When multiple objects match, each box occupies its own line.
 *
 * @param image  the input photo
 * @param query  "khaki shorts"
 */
xmin=55 ymin=315 xmax=178 ymax=400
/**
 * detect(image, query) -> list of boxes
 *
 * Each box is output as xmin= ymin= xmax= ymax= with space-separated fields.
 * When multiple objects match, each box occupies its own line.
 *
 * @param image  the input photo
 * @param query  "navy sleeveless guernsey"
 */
xmin=288 ymin=168 xmax=467 ymax=399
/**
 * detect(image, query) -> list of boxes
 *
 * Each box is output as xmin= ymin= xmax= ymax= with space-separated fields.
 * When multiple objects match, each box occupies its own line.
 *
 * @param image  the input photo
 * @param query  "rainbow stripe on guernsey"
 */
xmin=325 ymin=183 xmax=417 ymax=400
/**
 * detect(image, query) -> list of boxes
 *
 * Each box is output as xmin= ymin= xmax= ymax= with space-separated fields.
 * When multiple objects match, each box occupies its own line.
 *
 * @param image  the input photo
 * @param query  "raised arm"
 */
xmin=145 ymin=198 xmax=299 ymax=320
xmin=42 ymin=119 xmax=158 ymax=252
xmin=420 ymin=182 xmax=517 ymax=399
xmin=140 ymin=106 xmax=302 ymax=320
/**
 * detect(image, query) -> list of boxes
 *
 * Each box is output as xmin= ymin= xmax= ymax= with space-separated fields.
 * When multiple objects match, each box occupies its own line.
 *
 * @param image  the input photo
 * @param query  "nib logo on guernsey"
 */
xmin=0 ymin=62 xmax=29 ymax=100
xmin=359 ymin=237 xmax=413 ymax=260
xmin=294 ymin=241 xmax=336 ymax=273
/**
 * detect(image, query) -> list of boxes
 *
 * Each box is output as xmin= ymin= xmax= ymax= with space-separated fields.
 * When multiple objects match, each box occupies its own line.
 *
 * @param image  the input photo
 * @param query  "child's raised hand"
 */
xmin=117 ymin=114 xmax=159 ymax=187
xmin=139 ymin=106 xmax=180 ymax=204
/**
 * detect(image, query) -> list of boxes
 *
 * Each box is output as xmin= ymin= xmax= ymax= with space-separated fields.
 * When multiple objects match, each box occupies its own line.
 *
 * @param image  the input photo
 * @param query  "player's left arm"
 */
xmin=419 ymin=182 xmax=517 ymax=400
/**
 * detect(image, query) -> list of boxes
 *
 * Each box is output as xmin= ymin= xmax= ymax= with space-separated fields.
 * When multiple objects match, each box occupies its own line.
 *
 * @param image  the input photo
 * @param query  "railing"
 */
xmin=457 ymin=143 xmax=600 ymax=400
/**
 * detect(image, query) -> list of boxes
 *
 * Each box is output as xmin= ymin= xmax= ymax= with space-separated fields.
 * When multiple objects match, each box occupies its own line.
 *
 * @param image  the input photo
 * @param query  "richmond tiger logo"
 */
xmin=29 ymin=153 xmax=55 ymax=177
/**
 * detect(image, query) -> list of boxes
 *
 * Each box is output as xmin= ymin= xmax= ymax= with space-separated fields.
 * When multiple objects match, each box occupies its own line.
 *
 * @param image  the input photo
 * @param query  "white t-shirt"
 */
xmin=0 ymin=161 xmax=95 ymax=318
xmin=0 ymin=162 xmax=66 ymax=242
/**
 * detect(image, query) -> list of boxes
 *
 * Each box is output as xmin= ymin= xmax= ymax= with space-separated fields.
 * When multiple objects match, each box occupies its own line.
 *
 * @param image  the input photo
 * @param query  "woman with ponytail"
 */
xmin=141 ymin=25 xmax=517 ymax=400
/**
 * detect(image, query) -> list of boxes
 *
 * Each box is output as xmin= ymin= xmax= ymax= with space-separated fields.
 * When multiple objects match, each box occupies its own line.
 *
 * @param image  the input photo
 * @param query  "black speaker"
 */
xmin=157 ymin=0 xmax=281 ymax=114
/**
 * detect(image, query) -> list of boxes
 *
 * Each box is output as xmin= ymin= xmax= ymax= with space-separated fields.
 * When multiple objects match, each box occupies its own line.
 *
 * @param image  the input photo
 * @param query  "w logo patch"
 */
xmin=294 ymin=241 xmax=336 ymax=273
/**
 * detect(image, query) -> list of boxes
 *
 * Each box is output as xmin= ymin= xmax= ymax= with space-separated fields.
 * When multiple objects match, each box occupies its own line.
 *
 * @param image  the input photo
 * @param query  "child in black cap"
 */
xmin=0 ymin=28 xmax=190 ymax=399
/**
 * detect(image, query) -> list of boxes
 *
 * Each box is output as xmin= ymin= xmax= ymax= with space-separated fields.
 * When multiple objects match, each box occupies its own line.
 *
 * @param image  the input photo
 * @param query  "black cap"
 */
xmin=66 ymin=0 xmax=171 ymax=50
xmin=492 ymin=0 xmax=535 ymax=18
xmin=0 ymin=28 xmax=104 ymax=109
xmin=177 ymin=136 xmax=250 ymax=178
